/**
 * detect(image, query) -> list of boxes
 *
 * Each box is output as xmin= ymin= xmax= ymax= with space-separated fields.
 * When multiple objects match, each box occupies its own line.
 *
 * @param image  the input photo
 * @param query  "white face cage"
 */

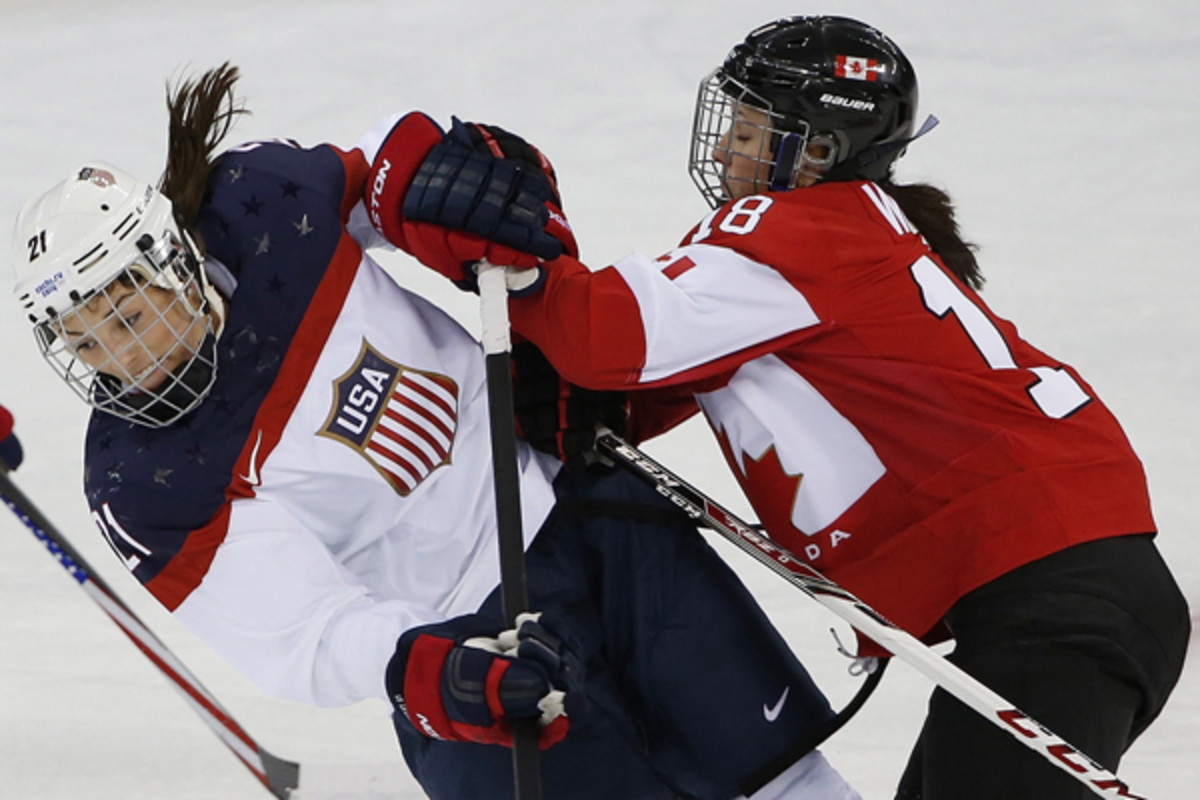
xmin=688 ymin=68 xmax=838 ymax=209
xmin=33 ymin=230 xmax=220 ymax=429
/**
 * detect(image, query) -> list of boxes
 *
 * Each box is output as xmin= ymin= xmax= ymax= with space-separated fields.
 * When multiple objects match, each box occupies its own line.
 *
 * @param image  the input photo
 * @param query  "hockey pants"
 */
xmin=895 ymin=533 xmax=1189 ymax=799
xmin=394 ymin=466 xmax=839 ymax=800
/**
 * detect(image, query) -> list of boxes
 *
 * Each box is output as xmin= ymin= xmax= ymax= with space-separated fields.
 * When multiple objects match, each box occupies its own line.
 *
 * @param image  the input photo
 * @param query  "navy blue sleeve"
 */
xmin=84 ymin=140 xmax=356 ymax=596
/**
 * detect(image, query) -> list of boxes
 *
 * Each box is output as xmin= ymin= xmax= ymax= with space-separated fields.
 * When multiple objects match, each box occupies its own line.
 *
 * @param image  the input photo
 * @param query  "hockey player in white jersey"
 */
xmin=10 ymin=64 xmax=863 ymax=800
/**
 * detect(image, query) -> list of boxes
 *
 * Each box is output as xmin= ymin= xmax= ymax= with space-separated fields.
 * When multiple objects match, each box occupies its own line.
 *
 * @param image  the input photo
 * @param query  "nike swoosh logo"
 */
xmin=764 ymin=686 xmax=790 ymax=722
xmin=242 ymin=429 xmax=264 ymax=486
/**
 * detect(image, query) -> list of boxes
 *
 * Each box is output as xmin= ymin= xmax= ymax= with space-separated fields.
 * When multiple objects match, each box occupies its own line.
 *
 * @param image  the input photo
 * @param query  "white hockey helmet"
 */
xmin=11 ymin=163 xmax=222 ymax=428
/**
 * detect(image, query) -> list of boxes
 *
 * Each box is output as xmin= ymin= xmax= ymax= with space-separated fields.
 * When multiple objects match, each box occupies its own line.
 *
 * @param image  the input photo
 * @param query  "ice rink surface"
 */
xmin=1 ymin=1 xmax=1196 ymax=797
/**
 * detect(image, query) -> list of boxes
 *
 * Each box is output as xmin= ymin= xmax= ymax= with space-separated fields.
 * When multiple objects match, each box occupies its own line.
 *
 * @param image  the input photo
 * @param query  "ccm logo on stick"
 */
xmin=997 ymin=710 xmax=1146 ymax=799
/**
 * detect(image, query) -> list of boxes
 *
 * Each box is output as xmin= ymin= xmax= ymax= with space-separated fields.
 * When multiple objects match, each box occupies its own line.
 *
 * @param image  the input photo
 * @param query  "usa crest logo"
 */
xmin=320 ymin=340 xmax=459 ymax=496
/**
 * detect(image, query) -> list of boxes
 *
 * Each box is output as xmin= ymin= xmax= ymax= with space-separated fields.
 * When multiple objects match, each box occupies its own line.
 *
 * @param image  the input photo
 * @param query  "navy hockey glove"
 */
xmin=448 ymin=120 xmax=575 ymax=258
xmin=512 ymin=342 xmax=628 ymax=471
xmin=366 ymin=112 xmax=556 ymax=286
xmin=0 ymin=404 xmax=23 ymax=471
xmin=387 ymin=611 xmax=579 ymax=750
xmin=400 ymin=118 xmax=577 ymax=289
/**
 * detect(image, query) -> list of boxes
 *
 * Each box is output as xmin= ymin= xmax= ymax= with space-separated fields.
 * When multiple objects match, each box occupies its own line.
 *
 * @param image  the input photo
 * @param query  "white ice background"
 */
xmin=1 ymin=1 xmax=1196 ymax=798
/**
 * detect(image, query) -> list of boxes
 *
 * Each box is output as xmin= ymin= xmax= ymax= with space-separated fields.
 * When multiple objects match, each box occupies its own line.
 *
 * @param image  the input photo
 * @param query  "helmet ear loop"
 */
xmin=798 ymin=134 xmax=839 ymax=184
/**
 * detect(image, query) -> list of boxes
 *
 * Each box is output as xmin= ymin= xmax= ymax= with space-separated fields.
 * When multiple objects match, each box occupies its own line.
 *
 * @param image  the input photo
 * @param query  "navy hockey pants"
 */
xmin=895 ymin=533 xmax=1190 ymax=799
xmin=393 ymin=467 xmax=837 ymax=800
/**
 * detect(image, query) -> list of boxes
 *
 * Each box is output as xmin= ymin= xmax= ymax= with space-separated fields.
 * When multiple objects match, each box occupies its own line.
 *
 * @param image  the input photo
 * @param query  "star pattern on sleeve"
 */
xmin=293 ymin=214 xmax=315 ymax=237
xmin=184 ymin=440 xmax=210 ymax=467
xmin=242 ymin=195 xmax=264 ymax=216
xmin=211 ymin=154 xmax=336 ymax=278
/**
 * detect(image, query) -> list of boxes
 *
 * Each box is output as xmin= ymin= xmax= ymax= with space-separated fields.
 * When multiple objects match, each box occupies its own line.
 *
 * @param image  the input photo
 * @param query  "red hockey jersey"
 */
xmin=511 ymin=181 xmax=1155 ymax=647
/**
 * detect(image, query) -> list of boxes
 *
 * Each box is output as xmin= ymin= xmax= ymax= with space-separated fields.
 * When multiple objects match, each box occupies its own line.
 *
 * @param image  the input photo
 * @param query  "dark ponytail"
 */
xmin=159 ymin=63 xmax=248 ymax=232
xmin=879 ymin=179 xmax=983 ymax=291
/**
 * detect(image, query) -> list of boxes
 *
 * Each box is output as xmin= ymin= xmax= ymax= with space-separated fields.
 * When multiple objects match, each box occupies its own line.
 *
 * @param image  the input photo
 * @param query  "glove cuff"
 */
xmin=0 ymin=405 xmax=21 ymax=471
xmin=366 ymin=112 xmax=445 ymax=251
xmin=390 ymin=632 xmax=457 ymax=741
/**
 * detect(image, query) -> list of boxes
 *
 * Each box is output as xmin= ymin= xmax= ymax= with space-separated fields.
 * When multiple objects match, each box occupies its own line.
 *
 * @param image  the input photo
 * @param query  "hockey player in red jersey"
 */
xmin=10 ymin=64 xmax=865 ymax=800
xmin=390 ymin=15 xmax=1190 ymax=800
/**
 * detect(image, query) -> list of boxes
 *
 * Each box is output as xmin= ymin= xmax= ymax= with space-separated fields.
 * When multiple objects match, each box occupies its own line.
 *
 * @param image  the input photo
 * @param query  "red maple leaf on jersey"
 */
xmin=710 ymin=426 xmax=812 ymax=557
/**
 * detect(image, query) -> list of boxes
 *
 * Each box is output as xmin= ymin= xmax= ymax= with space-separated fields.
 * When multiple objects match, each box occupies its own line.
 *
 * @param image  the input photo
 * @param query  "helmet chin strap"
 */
xmin=769 ymin=133 xmax=805 ymax=191
xmin=93 ymin=332 xmax=219 ymax=426
xmin=202 ymin=280 xmax=228 ymax=340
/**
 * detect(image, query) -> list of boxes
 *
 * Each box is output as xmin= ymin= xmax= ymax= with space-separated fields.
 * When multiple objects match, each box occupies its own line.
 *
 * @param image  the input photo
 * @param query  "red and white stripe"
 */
xmin=365 ymin=370 xmax=458 ymax=494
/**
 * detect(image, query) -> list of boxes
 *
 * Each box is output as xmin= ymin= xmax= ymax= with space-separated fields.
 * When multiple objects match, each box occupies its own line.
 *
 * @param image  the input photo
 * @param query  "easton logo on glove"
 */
xmin=363 ymin=111 xmax=577 ymax=293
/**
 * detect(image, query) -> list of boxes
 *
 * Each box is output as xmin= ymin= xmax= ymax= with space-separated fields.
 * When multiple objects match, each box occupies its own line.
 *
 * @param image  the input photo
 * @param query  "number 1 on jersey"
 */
xmin=911 ymin=257 xmax=1090 ymax=419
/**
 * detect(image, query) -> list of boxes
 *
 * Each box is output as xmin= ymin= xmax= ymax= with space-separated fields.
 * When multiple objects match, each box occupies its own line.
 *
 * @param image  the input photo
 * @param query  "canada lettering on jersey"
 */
xmin=320 ymin=339 xmax=459 ymax=496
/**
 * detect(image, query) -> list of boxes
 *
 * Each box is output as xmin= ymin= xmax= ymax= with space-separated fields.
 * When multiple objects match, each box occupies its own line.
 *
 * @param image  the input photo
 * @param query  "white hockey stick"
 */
xmin=0 ymin=467 xmax=299 ymax=799
xmin=596 ymin=429 xmax=1148 ymax=800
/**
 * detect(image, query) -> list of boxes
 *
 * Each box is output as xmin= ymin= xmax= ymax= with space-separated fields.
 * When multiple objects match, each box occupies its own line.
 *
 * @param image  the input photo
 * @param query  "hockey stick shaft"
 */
xmin=0 ymin=467 xmax=299 ymax=799
xmin=478 ymin=263 xmax=543 ymax=800
xmin=596 ymin=430 xmax=1147 ymax=800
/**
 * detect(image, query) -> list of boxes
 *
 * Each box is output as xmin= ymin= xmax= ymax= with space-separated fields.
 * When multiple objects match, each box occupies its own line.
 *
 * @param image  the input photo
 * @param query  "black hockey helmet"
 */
xmin=690 ymin=16 xmax=925 ymax=206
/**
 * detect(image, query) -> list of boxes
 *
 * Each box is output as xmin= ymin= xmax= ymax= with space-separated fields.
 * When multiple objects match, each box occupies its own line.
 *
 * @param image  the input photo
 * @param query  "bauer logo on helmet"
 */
xmin=819 ymin=93 xmax=877 ymax=113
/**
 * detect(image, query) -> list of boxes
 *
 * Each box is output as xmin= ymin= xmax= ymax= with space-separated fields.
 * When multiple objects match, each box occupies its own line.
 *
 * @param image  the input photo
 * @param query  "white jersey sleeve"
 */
xmin=610 ymin=242 xmax=820 ymax=384
xmin=175 ymin=500 xmax=429 ymax=706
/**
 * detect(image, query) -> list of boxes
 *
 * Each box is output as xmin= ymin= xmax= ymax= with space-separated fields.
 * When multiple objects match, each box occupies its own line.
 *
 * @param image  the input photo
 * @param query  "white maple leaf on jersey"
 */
xmin=697 ymin=355 xmax=886 ymax=535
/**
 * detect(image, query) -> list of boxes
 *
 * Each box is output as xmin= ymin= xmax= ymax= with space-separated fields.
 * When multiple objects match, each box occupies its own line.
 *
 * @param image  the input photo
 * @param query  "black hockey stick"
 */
xmin=478 ymin=263 xmax=543 ymax=800
xmin=0 ymin=466 xmax=300 ymax=799
xmin=596 ymin=429 xmax=1149 ymax=800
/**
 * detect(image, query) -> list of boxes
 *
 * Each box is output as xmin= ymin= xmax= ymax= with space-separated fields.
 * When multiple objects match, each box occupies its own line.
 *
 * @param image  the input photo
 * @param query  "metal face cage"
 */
xmin=689 ymin=68 xmax=837 ymax=209
xmin=34 ymin=231 xmax=219 ymax=428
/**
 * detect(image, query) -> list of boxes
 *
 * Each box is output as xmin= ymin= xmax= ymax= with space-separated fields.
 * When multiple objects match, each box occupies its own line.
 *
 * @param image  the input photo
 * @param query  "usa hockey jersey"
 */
xmin=83 ymin=122 xmax=560 ymax=706
xmin=511 ymin=183 xmax=1155 ymax=647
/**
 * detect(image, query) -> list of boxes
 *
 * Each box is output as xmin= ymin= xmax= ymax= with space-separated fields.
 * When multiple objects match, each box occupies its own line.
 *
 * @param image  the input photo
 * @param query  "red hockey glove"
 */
xmin=0 ymin=404 xmax=23 ymax=472
xmin=386 ymin=612 xmax=579 ymax=749
xmin=512 ymin=342 xmax=628 ymax=471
